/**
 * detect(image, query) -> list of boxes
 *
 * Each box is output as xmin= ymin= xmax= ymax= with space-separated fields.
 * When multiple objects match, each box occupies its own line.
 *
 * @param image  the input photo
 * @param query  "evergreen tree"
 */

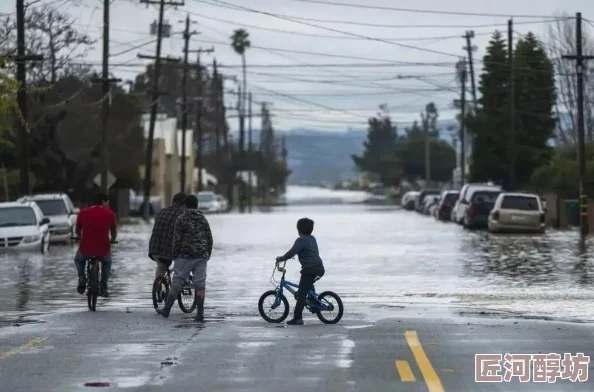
xmin=513 ymin=33 xmax=556 ymax=186
xmin=352 ymin=113 xmax=402 ymax=185
xmin=467 ymin=31 xmax=509 ymax=183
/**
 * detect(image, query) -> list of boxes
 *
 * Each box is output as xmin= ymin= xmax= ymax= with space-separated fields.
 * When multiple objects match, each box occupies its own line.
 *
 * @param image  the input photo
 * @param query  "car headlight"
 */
xmin=23 ymin=234 xmax=42 ymax=243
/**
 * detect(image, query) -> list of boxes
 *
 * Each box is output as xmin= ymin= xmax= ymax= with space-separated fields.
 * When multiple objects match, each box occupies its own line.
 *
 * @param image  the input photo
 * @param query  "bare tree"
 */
xmin=547 ymin=15 xmax=594 ymax=145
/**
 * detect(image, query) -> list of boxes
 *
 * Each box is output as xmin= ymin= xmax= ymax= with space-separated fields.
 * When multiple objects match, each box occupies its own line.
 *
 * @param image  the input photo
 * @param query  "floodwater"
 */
xmin=1 ymin=186 xmax=593 ymax=324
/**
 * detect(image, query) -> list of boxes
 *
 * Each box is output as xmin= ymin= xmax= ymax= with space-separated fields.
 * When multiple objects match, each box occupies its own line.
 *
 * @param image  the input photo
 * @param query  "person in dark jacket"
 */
xmin=276 ymin=217 xmax=325 ymax=325
xmin=157 ymin=194 xmax=213 ymax=322
xmin=148 ymin=192 xmax=186 ymax=277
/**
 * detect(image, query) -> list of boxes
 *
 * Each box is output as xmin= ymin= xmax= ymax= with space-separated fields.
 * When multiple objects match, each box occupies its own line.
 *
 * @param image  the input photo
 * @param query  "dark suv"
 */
xmin=436 ymin=191 xmax=459 ymax=221
xmin=463 ymin=190 xmax=501 ymax=229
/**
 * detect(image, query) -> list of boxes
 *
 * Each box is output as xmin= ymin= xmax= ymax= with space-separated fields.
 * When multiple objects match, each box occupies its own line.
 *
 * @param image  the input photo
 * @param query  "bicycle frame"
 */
xmin=272 ymin=260 xmax=330 ymax=311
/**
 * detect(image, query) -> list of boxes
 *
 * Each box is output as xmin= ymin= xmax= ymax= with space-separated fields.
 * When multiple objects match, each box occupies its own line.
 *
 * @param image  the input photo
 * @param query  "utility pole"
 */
xmin=464 ymin=31 xmax=478 ymax=109
xmin=507 ymin=18 xmax=516 ymax=192
xmin=15 ymin=0 xmax=42 ymax=196
xmin=456 ymin=59 xmax=468 ymax=187
xmin=179 ymin=14 xmax=199 ymax=193
xmin=138 ymin=0 xmax=183 ymax=220
xmin=237 ymin=84 xmax=245 ymax=212
xmin=563 ymin=12 xmax=594 ymax=236
xmin=423 ymin=111 xmax=430 ymax=183
xmin=191 ymin=47 xmax=214 ymax=192
xmin=247 ymin=92 xmax=253 ymax=212
xmin=92 ymin=0 xmax=121 ymax=194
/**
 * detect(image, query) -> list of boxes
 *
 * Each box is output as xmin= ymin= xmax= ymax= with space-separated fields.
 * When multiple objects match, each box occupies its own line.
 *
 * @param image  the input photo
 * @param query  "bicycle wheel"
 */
xmin=177 ymin=283 xmax=196 ymax=313
xmin=316 ymin=291 xmax=343 ymax=324
xmin=87 ymin=263 xmax=99 ymax=311
xmin=258 ymin=290 xmax=289 ymax=323
xmin=152 ymin=276 xmax=170 ymax=312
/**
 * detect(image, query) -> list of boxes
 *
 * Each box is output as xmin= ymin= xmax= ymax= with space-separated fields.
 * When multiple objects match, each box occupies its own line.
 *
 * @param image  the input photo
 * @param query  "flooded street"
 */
xmin=2 ymin=202 xmax=594 ymax=322
xmin=1 ymin=192 xmax=593 ymax=391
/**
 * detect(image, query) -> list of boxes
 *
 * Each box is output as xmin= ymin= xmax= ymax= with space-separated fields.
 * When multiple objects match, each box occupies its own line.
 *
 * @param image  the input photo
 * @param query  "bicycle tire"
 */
xmin=258 ymin=290 xmax=289 ymax=323
xmin=87 ymin=263 xmax=99 ymax=311
xmin=152 ymin=276 xmax=170 ymax=313
xmin=177 ymin=284 xmax=196 ymax=313
xmin=316 ymin=291 xmax=343 ymax=324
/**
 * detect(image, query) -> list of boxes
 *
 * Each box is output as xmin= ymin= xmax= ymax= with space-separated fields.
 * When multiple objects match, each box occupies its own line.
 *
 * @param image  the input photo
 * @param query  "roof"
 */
xmin=20 ymin=193 xmax=66 ymax=200
xmin=500 ymin=192 xmax=539 ymax=198
xmin=0 ymin=201 xmax=35 ymax=209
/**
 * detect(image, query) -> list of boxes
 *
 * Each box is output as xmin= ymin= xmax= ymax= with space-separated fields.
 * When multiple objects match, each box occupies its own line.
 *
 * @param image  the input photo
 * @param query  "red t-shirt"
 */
xmin=77 ymin=205 xmax=117 ymax=257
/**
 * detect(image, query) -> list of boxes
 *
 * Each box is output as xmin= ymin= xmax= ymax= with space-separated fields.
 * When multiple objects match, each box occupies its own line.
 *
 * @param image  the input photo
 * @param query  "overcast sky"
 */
xmin=2 ymin=0 xmax=594 ymax=131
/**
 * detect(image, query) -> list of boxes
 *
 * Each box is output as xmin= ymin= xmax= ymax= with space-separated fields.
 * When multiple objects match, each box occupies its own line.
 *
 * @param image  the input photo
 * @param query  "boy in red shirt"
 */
xmin=75 ymin=193 xmax=118 ymax=297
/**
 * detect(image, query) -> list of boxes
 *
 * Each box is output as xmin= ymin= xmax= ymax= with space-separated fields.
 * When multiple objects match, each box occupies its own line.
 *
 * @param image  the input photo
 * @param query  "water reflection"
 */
xmin=572 ymin=237 xmax=592 ymax=286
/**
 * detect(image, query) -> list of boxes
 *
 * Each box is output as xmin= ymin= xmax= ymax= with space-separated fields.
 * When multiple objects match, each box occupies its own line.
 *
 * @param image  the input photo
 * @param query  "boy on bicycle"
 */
xmin=276 ymin=217 xmax=325 ymax=325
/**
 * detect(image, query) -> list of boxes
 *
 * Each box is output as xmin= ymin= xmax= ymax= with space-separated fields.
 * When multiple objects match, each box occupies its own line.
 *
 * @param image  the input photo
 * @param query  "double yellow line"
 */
xmin=0 ymin=337 xmax=47 ymax=360
xmin=396 ymin=330 xmax=445 ymax=392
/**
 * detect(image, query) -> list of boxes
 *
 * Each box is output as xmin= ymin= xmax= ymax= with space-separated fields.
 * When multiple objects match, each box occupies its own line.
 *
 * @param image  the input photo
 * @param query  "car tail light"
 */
xmin=540 ymin=213 xmax=545 ymax=223
xmin=492 ymin=211 xmax=499 ymax=221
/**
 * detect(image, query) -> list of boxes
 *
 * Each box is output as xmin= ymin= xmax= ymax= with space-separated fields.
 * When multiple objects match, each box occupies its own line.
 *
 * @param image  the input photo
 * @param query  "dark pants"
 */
xmin=75 ymin=251 xmax=112 ymax=288
xmin=294 ymin=266 xmax=325 ymax=319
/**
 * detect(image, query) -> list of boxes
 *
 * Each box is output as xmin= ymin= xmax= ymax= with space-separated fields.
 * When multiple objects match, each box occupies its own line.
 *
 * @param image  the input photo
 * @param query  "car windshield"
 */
xmin=33 ymin=199 xmax=67 ymax=216
xmin=198 ymin=194 xmax=215 ymax=203
xmin=471 ymin=191 xmax=500 ymax=204
xmin=501 ymin=195 xmax=540 ymax=211
xmin=0 ymin=207 xmax=37 ymax=227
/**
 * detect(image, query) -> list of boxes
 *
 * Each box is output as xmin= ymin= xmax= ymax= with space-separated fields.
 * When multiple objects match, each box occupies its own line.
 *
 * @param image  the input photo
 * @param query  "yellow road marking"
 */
xmin=395 ymin=360 xmax=416 ymax=382
xmin=0 ymin=337 xmax=47 ymax=360
xmin=405 ymin=331 xmax=445 ymax=392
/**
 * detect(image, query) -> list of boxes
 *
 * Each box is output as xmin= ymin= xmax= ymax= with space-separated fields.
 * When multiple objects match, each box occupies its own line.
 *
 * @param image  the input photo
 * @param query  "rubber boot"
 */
xmin=157 ymin=293 xmax=177 ymax=318
xmin=194 ymin=288 xmax=205 ymax=322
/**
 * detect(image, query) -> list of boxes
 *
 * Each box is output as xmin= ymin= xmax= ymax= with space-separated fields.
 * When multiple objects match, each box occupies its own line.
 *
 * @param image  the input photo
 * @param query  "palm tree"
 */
xmin=230 ymin=28 xmax=251 ymax=153
xmin=230 ymin=28 xmax=251 ymax=212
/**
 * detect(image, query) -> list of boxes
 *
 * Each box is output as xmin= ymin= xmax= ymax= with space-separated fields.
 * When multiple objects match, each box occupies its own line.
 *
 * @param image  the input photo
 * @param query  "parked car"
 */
xmin=415 ymin=189 xmax=440 ymax=213
xmin=423 ymin=195 xmax=440 ymax=215
xmin=216 ymin=194 xmax=229 ymax=212
xmin=129 ymin=190 xmax=162 ymax=216
xmin=401 ymin=191 xmax=420 ymax=210
xmin=437 ymin=190 xmax=459 ymax=221
xmin=462 ymin=189 xmax=501 ymax=229
xmin=17 ymin=193 xmax=77 ymax=243
xmin=0 ymin=201 xmax=50 ymax=252
xmin=453 ymin=183 xmax=502 ymax=225
xmin=197 ymin=191 xmax=221 ymax=213
xmin=488 ymin=193 xmax=546 ymax=233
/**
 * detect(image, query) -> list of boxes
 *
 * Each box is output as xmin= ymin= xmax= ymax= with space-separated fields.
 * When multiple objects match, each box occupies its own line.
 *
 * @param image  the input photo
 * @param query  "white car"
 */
xmin=453 ymin=183 xmax=502 ymax=225
xmin=216 ymin=194 xmax=229 ymax=212
xmin=0 ymin=202 xmax=50 ymax=252
xmin=18 ymin=193 xmax=78 ymax=243
xmin=197 ymin=191 xmax=221 ymax=213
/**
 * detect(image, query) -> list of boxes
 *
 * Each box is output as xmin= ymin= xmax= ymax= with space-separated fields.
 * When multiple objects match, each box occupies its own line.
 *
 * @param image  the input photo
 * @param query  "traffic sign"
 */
xmin=94 ymin=171 xmax=116 ymax=189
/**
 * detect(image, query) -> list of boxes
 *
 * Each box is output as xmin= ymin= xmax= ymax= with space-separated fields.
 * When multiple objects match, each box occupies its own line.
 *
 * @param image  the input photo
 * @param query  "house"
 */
xmin=139 ymin=114 xmax=194 ymax=206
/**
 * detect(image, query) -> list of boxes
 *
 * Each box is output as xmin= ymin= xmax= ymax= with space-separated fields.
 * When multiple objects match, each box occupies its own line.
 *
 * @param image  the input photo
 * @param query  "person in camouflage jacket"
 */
xmin=157 ymin=194 xmax=213 ymax=322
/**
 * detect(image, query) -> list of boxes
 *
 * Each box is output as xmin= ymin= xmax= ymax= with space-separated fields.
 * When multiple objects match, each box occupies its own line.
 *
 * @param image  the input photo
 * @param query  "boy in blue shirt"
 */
xmin=276 ymin=217 xmax=325 ymax=325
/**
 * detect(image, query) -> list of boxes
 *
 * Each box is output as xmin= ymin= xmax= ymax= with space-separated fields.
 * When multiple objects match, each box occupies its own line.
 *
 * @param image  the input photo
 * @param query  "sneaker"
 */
xmin=77 ymin=278 xmax=87 ymax=295
xmin=286 ymin=318 xmax=304 ymax=325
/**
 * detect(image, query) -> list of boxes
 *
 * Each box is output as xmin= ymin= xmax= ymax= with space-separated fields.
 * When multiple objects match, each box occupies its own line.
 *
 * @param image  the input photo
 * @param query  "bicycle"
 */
xmin=151 ymin=258 xmax=196 ymax=314
xmin=71 ymin=237 xmax=117 ymax=311
xmin=258 ymin=259 xmax=344 ymax=324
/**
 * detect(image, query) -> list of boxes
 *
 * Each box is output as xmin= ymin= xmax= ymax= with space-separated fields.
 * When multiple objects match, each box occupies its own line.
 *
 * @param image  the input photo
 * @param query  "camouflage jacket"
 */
xmin=173 ymin=209 xmax=213 ymax=260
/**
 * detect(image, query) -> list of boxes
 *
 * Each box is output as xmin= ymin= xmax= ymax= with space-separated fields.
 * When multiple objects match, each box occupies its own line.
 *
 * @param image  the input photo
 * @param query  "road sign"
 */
xmin=94 ymin=171 xmax=116 ymax=189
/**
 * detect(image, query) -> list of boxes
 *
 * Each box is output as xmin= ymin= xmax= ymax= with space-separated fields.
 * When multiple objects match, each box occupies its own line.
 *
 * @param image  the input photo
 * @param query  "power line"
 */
xmin=110 ymin=38 xmax=157 ymax=57
xmin=198 ymin=0 xmax=569 ymax=29
xmin=292 ymin=0 xmax=563 ymax=19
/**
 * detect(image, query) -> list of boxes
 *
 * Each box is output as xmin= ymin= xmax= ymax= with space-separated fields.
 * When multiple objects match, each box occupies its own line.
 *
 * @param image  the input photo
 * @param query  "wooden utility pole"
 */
xmin=423 ymin=112 xmax=430 ymax=183
xmin=138 ymin=0 xmax=183 ymax=220
xmin=92 ymin=0 xmax=121 ymax=194
xmin=15 ymin=0 xmax=42 ymax=196
xmin=563 ymin=12 xmax=594 ymax=236
xmin=179 ymin=14 xmax=199 ymax=193
xmin=191 ymin=47 xmax=214 ymax=192
xmin=507 ymin=19 xmax=516 ymax=191
xmin=464 ymin=31 xmax=478 ymax=109
xmin=247 ymin=92 xmax=253 ymax=212
xmin=456 ymin=59 xmax=468 ymax=187
xmin=237 ymin=84 xmax=245 ymax=212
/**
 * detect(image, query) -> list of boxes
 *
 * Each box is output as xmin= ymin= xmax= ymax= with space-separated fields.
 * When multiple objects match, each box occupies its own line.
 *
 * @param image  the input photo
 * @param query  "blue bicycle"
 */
xmin=258 ymin=259 xmax=344 ymax=324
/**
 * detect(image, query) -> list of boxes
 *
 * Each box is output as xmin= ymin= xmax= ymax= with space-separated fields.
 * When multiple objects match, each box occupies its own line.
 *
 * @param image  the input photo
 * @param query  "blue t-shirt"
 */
xmin=280 ymin=234 xmax=324 ymax=271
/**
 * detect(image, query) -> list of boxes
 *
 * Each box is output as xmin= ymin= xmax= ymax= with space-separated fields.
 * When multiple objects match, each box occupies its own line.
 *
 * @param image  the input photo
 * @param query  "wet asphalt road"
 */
xmin=1 ymin=203 xmax=594 ymax=391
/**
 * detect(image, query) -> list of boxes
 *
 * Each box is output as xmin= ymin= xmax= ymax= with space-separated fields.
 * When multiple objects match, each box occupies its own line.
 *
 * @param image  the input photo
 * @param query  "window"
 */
xmin=501 ymin=196 xmax=539 ymax=211
xmin=471 ymin=191 xmax=500 ymax=204
xmin=197 ymin=193 xmax=215 ymax=203
xmin=0 ymin=207 xmax=37 ymax=227
xmin=33 ymin=199 xmax=68 ymax=216
xmin=444 ymin=193 xmax=459 ymax=203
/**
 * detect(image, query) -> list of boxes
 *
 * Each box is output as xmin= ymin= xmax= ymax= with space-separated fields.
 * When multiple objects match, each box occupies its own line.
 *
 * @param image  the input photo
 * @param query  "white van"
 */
xmin=452 ymin=183 xmax=502 ymax=225
xmin=0 ymin=202 xmax=50 ymax=252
